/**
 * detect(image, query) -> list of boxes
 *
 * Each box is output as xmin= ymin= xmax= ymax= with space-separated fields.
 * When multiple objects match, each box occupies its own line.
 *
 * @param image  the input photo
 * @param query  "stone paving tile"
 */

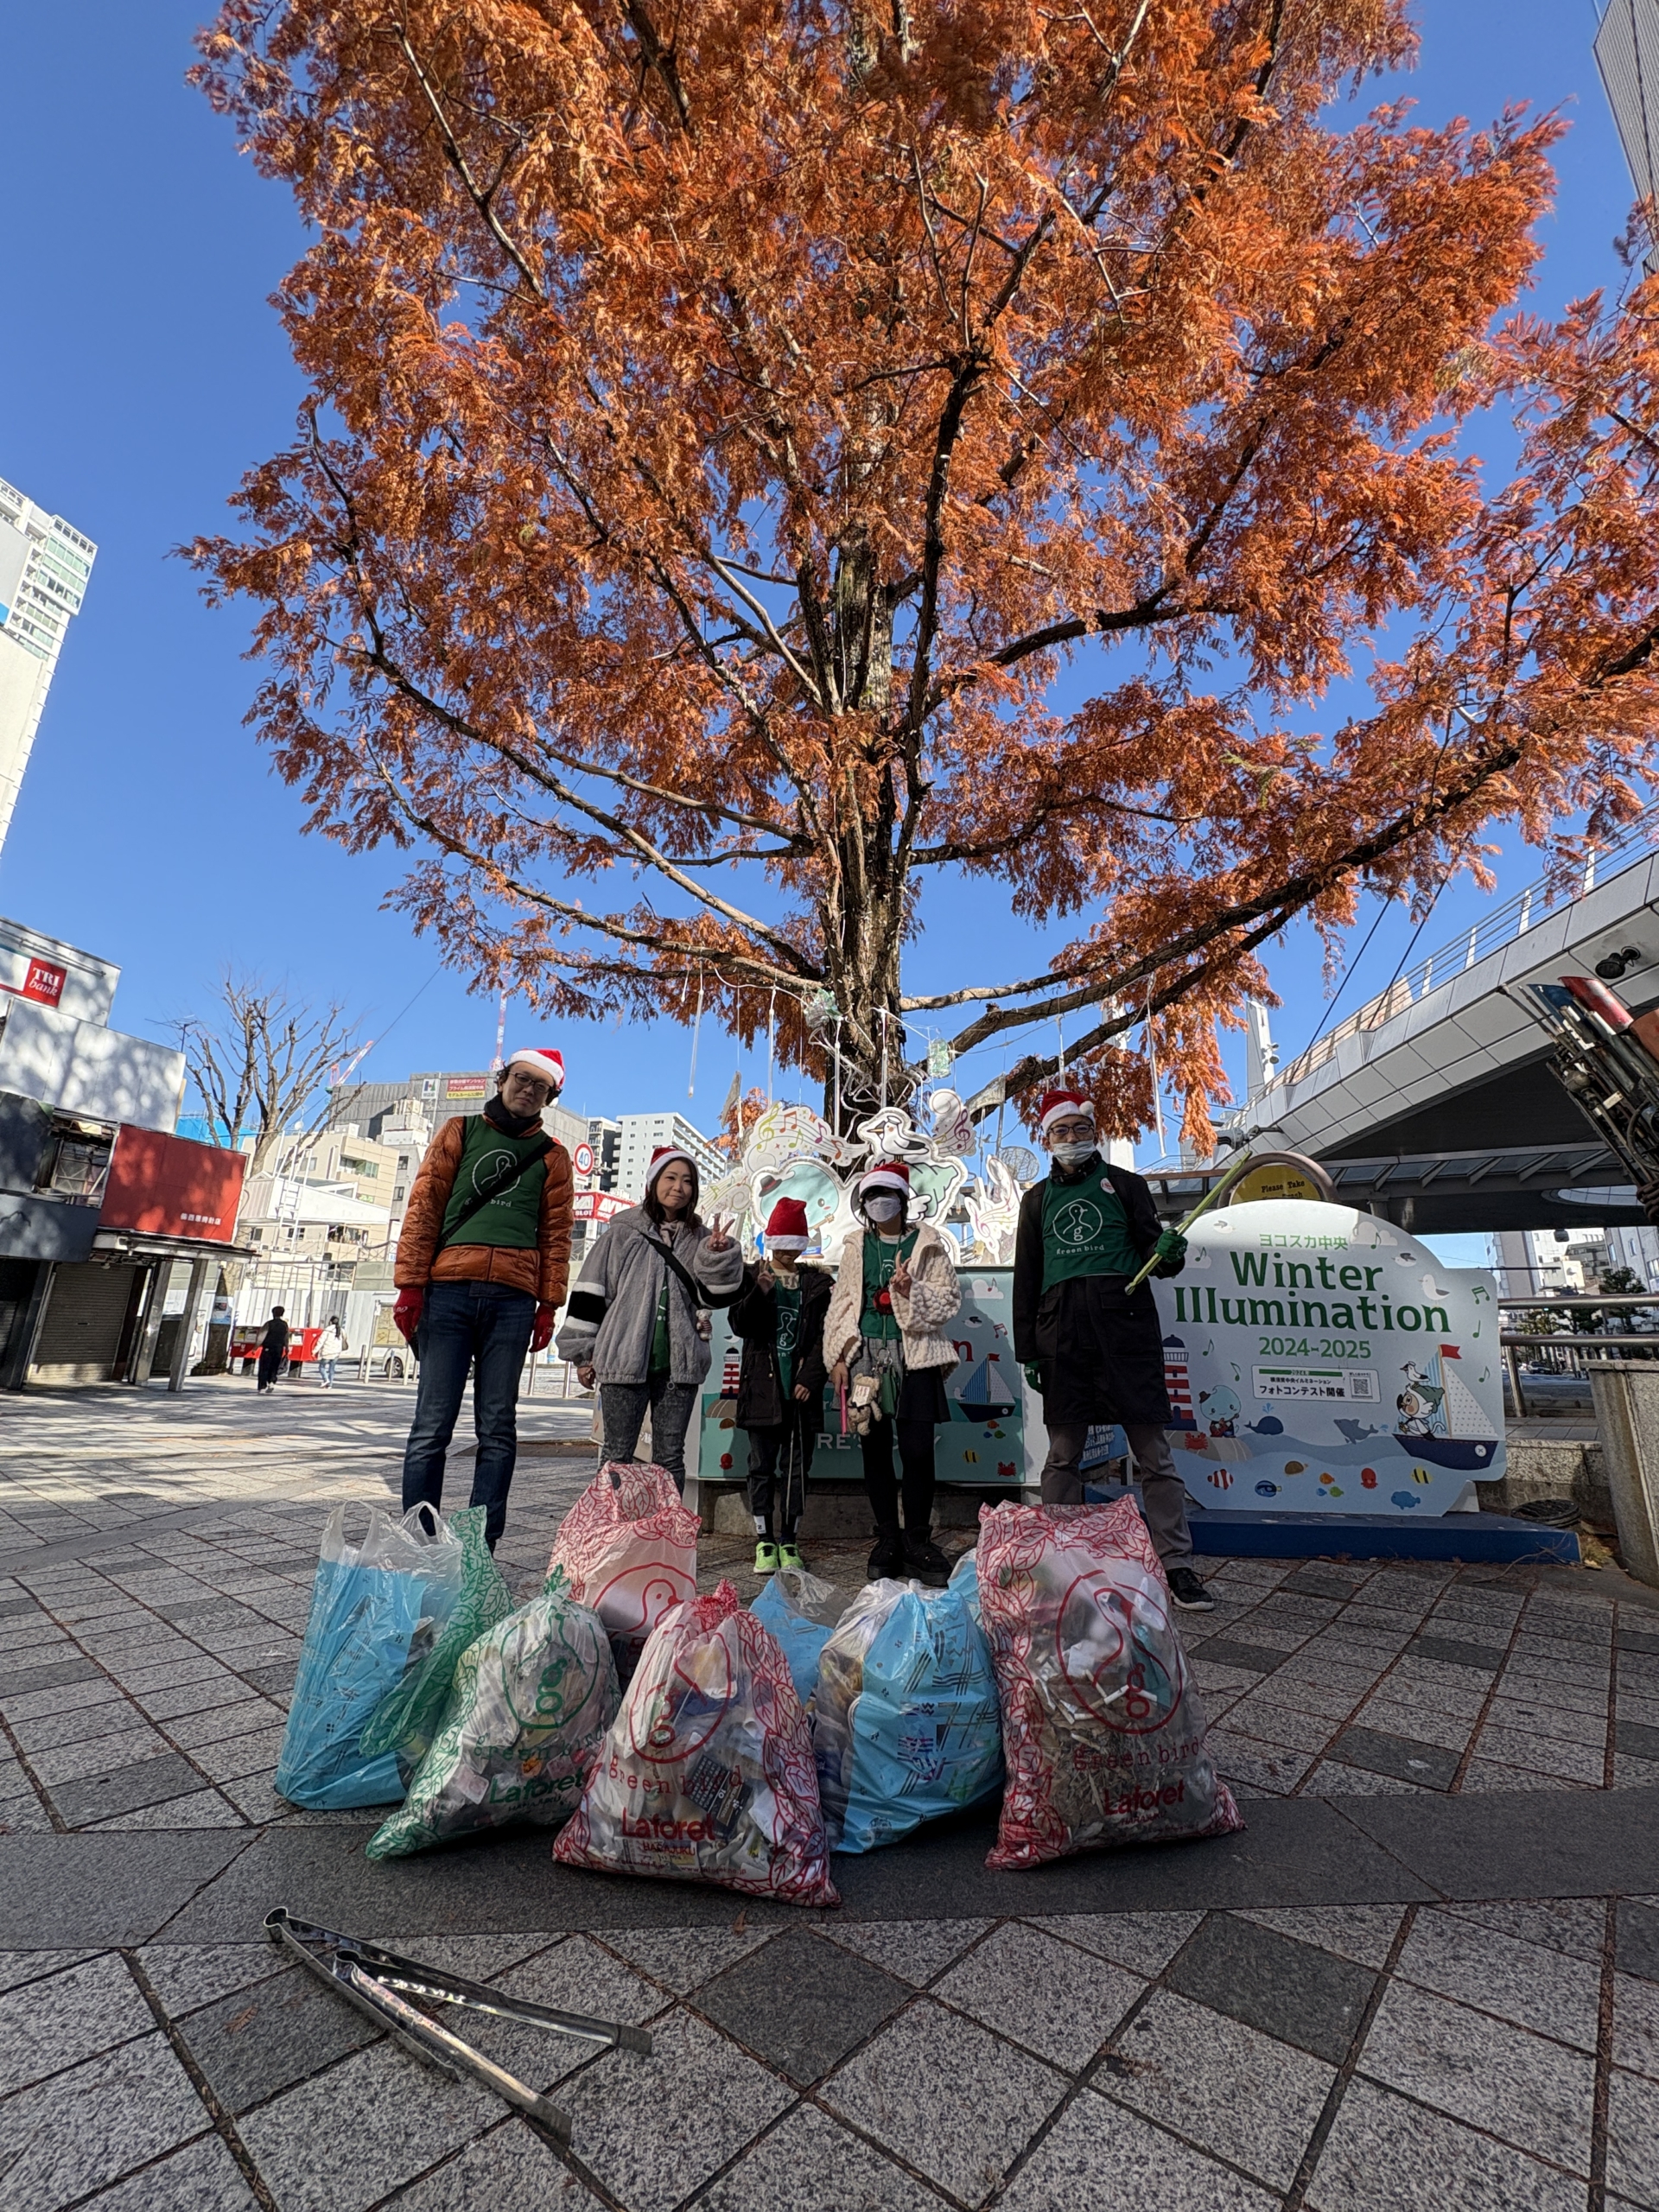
xmin=51 ymin=1752 xmax=207 ymax=1828
xmin=1361 ymin=1975 xmax=1596 ymax=2171
xmin=696 ymin=2099 xmax=948 ymax=2212
xmin=932 ymin=1920 xmax=1143 ymax=2071
xmin=821 ymin=1998 xmax=1065 ymax=2209
xmin=28 ymin=1728 xmax=173 ymax=1785
xmin=1622 ymin=1898 xmax=1659 ymax=1981
xmin=187 ymin=1729 xmax=288 ymax=1784
xmin=1328 ymin=1724 xmax=1459 ymax=1790
xmin=1353 ymin=1699 xmax=1476 ymax=1754
xmin=236 ymin=2039 xmax=499 ymax=2212
xmin=1215 ymin=1701 xmax=1338 ymax=1755
xmin=1307 ymin=2075 xmax=1586 ymax=2212
xmin=1445 ymin=1897 xmax=1609 ymax=1963
xmin=2 ymin=1677 xmax=128 ymax=1725
xmin=1606 ymin=2067 xmax=1659 ymax=2209
xmin=175 ymin=1960 xmax=381 ymax=2114
xmin=558 ymin=2005 xmax=792 ymax=2212
xmin=1232 ymin=1904 xmax=1407 ymax=1969
xmin=1021 ymin=1910 xmax=1202 ymax=1978
xmin=1166 ymin=1913 xmax=1376 ymax=2064
xmin=818 ymin=1917 xmax=993 ymax=1987
xmin=1205 ymin=1733 xmax=1315 ymax=1794
xmin=382 ymin=2117 xmax=604 ymax=2211
xmin=1099 ymin=1988 xmax=1333 ymax=2190
xmin=1475 ymin=1724 xmax=1605 ymax=1784
xmin=1003 ymin=2090 xmax=1277 ymax=2210
xmin=0 ymin=1952 xmax=156 ymax=2094
xmin=89 ymin=1789 xmax=248 ymax=1832
xmin=1616 ymin=1970 xmax=1659 ymax=2079
xmin=1397 ymin=1910 xmax=1603 ymax=2050
xmin=1486 ymin=1693 xmax=1610 ymax=1747
xmin=457 ymin=1938 xmax=669 ymax=2092
xmin=73 ymin=2130 xmax=257 ymax=2210
xmin=694 ymin=1929 xmax=909 ymax=2086
xmin=137 ymin=1942 xmax=289 ymax=2016
xmin=1460 ymin=1758 xmax=1590 ymax=1793
xmin=1305 ymin=1758 xmax=1435 ymax=1798
xmin=0 ymin=2031 xmax=212 ymax=2212
xmin=598 ymin=1923 xmax=779 ymax=1994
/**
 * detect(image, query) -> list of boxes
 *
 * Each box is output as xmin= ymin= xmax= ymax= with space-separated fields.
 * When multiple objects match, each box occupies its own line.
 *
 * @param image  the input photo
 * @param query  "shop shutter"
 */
xmin=31 ymin=1263 xmax=140 ymax=1380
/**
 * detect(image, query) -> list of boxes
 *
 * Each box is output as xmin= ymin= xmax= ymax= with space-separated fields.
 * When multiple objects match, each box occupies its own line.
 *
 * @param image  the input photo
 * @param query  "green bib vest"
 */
xmin=1041 ymin=1169 xmax=1140 ymax=1288
xmin=861 ymin=1230 xmax=919 ymax=1340
xmin=437 ymin=1116 xmax=549 ymax=1252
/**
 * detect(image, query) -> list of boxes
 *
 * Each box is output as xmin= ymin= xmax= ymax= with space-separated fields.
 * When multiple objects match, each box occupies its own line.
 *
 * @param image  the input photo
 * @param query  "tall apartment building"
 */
xmin=613 ymin=1111 xmax=726 ymax=1199
xmin=1598 ymin=1 xmax=1659 ymax=263
xmin=0 ymin=478 xmax=96 ymax=855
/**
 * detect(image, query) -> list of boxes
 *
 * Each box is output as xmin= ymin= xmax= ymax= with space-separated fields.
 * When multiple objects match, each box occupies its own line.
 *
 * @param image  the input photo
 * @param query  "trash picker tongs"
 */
xmin=264 ymin=1908 xmax=652 ymax=2145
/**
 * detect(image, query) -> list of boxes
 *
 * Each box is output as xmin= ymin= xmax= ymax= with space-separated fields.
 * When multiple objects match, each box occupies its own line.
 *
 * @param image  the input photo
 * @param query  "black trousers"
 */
xmin=256 ymin=1348 xmax=284 ymax=1390
xmin=860 ymin=1416 xmax=937 ymax=1535
xmin=747 ymin=1406 xmax=816 ymax=1538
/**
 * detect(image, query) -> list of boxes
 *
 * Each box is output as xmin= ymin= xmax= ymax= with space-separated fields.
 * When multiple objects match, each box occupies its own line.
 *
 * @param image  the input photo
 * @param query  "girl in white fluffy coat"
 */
xmin=824 ymin=1159 xmax=962 ymax=1584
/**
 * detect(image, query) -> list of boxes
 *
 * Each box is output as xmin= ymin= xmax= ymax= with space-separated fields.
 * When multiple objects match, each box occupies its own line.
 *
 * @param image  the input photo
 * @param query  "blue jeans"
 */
xmin=401 ymin=1281 xmax=536 ymax=1548
xmin=316 ymin=1359 xmax=338 ymax=1389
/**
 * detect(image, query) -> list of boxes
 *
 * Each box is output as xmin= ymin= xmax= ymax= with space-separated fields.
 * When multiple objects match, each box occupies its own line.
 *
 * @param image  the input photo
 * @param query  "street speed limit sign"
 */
xmin=573 ymin=1141 xmax=595 ymax=1176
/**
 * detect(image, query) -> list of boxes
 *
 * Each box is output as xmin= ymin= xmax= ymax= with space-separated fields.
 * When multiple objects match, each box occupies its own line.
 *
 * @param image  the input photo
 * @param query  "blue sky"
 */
xmin=0 ymin=1 xmax=1642 ymax=1161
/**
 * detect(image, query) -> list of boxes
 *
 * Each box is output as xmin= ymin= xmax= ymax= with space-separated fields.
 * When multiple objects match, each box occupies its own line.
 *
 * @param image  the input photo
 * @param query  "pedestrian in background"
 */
xmin=393 ymin=1046 xmax=574 ymax=1548
xmin=730 ymin=1197 xmax=831 ymax=1573
xmin=825 ymin=1160 xmax=960 ymax=1586
xmin=315 ymin=1318 xmax=346 ymax=1389
xmin=556 ymin=1146 xmax=744 ymax=1493
xmin=1012 ymin=1087 xmax=1214 ymax=1612
xmin=256 ymin=1306 xmax=289 ymax=1394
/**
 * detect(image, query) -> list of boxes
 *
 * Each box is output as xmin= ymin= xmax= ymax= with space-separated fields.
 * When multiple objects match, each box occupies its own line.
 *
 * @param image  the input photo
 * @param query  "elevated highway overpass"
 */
xmin=1228 ymin=819 xmax=1659 ymax=1235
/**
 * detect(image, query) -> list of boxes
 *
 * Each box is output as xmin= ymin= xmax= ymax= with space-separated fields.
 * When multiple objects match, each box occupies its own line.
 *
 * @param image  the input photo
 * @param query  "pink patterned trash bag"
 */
xmin=976 ymin=1497 xmax=1243 ymax=1871
xmin=547 ymin=1462 xmax=699 ymax=1681
xmin=554 ymin=1580 xmax=840 ymax=1907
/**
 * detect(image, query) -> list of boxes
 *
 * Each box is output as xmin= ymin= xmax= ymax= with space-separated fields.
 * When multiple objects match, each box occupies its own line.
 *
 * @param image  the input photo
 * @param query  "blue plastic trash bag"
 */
xmin=274 ymin=1503 xmax=466 ymax=1809
xmin=750 ymin=1569 xmax=849 ymax=1708
xmin=812 ymin=1575 xmax=1003 ymax=1853
xmin=949 ymin=1547 xmax=984 ymax=1628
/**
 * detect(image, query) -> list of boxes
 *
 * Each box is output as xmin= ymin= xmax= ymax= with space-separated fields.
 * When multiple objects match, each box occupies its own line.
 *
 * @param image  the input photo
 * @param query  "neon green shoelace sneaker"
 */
xmin=753 ymin=1541 xmax=781 ymax=1574
xmin=779 ymin=1543 xmax=805 ymax=1572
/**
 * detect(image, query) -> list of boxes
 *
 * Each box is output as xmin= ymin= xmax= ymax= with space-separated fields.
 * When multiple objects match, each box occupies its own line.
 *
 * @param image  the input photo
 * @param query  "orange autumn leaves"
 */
xmin=190 ymin=0 xmax=1659 ymax=1143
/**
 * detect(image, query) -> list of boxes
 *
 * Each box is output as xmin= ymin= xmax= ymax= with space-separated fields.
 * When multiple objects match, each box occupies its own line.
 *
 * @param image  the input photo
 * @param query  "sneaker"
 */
xmin=867 ymin=1528 xmax=906 ymax=1581
xmin=753 ymin=1541 xmax=781 ymax=1575
xmin=902 ymin=1529 xmax=951 ymax=1588
xmin=1166 ymin=1566 xmax=1216 ymax=1612
xmin=779 ymin=1543 xmax=805 ymax=1572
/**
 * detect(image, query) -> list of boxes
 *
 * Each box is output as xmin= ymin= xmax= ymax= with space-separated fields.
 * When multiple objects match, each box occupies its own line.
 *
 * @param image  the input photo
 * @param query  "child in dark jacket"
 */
xmin=729 ymin=1198 xmax=832 ymax=1573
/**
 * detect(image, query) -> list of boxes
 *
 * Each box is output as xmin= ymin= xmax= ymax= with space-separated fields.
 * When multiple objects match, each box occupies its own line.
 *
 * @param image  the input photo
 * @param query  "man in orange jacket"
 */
xmin=393 ymin=1046 xmax=574 ymax=1548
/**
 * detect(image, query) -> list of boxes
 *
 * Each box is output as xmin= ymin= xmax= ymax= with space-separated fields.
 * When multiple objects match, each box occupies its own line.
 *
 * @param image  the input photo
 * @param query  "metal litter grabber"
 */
xmin=264 ymin=1909 xmax=652 ymax=2145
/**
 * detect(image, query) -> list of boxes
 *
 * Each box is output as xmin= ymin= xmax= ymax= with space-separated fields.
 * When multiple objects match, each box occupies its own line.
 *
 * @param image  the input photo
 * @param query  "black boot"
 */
xmin=902 ymin=1526 xmax=950 ymax=1587
xmin=868 ymin=1524 xmax=906 ymax=1581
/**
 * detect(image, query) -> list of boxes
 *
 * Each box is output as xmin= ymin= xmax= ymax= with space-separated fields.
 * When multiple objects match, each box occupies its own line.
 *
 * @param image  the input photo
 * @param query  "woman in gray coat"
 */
xmin=555 ymin=1145 xmax=743 ymax=1491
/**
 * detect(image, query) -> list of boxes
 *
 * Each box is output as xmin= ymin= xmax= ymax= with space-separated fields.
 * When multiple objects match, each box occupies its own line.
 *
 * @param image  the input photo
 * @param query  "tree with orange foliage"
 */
xmin=190 ymin=0 xmax=1659 ymax=1146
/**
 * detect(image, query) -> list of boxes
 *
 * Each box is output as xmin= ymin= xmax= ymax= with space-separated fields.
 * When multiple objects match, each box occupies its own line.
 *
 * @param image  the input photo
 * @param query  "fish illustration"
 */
xmin=1335 ymin=1419 xmax=1384 ymax=1444
xmin=1245 ymin=1415 xmax=1285 ymax=1435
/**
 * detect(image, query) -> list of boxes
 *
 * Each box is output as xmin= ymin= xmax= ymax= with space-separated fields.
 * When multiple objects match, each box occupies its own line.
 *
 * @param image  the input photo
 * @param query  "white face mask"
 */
xmin=864 ymin=1194 xmax=902 ymax=1224
xmin=1050 ymin=1138 xmax=1096 ymax=1169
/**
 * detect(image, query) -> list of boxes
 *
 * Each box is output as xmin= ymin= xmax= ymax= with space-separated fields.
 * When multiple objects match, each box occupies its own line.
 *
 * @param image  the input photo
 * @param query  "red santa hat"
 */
xmin=645 ymin=1143 xmax=696 ymax=1191
xmin=764 ymin=1197 xmax=810 ymax=1247
xmin=505 ymin=1046 xmax=565 ymax=1094
xmin=1039 ymin=1088 xmax=1096 ymax=1135
xmin=859 ymin=1158 xmax=912 ymax=1200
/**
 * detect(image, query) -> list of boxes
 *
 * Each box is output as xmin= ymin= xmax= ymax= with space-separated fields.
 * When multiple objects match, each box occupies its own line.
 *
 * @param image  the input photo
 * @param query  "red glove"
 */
xmin=531 ymin=1301 xmax=558 ymax=1353
xmin=393 ymin=1289 xmax=424 ymax=1345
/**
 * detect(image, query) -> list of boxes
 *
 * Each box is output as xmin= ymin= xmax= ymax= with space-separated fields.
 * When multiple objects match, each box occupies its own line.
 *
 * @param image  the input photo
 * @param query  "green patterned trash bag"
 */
xmin=359 ymin=1506 xmax=511 ymax=1780
xmin=365 ymin=1570 xmax=620 ymax=1859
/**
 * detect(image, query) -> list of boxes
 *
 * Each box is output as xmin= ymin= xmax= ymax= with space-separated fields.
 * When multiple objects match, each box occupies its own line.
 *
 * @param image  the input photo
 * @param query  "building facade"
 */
xmin=613 ymin=1111 xmax=725 ymax=1200
xmin=1598 ymin=0 xmax=1659 ymax=264
xmin=0 ymin=477 xmax=96 ymax=856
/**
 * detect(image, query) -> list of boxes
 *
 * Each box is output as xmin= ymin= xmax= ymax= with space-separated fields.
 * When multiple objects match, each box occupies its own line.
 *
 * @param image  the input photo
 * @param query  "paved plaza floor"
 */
xmin=1 ymin=1377 xmax=1657 ymax=2209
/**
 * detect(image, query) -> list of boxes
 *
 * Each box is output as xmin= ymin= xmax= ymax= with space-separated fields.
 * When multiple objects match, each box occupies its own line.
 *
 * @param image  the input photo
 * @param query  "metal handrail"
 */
xmin=1279 ymin=808 xmax=1659 ymax=1089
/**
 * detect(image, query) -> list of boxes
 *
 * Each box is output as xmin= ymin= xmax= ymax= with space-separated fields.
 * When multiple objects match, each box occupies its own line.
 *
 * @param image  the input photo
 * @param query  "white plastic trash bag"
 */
xmin=812 ymin=1575 xmax=1003 ymax=1853
xmin=274 ymin=1503 xmax=466 ymax=1810
xmin=366 ymin=1569 xmax=619 ymax=1859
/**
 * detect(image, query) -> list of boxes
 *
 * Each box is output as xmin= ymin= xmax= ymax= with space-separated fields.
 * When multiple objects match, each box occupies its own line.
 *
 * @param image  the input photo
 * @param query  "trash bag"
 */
xmin=949 ymin=1547 xmax=984 ymax=1628
xmin=359 ymin=1507 xmax=512 ymax=1779
xmin=750 ymin=1568 xmax=849 ymax=1708
xmin=553 ymin=1580 xmax=839 ymax=1906
xmin=273 ymin=1504 xmax=467 ymax=1810
xmin=547 ymin=1462 xmax=698 ymax=1684
xmin=976 ymin=1497 xmax=1243 ymax=1869
xmin=365 ymin=1569 xmax=620 ymax=1859
xmin=812 ymin=1577 xmax=1003 ymax=1853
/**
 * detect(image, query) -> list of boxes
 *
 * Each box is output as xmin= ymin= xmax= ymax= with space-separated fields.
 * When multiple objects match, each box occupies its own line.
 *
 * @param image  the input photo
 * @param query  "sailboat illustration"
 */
xmin=1394 ymin=1344 xmax=1499 ymax=1471
xmin=957 ymin=1352 xmax=1016 ymax=1420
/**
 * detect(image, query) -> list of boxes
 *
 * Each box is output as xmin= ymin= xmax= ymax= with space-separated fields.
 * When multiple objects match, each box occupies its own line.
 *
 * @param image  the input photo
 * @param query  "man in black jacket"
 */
xmin=729 ymin=1198 xmax=831 ymax=1573
xmin=1013 ymin=1090 xmax=1214 ymax=1611
xmin=255 ymin=1306 xmax=289 ymax=1395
